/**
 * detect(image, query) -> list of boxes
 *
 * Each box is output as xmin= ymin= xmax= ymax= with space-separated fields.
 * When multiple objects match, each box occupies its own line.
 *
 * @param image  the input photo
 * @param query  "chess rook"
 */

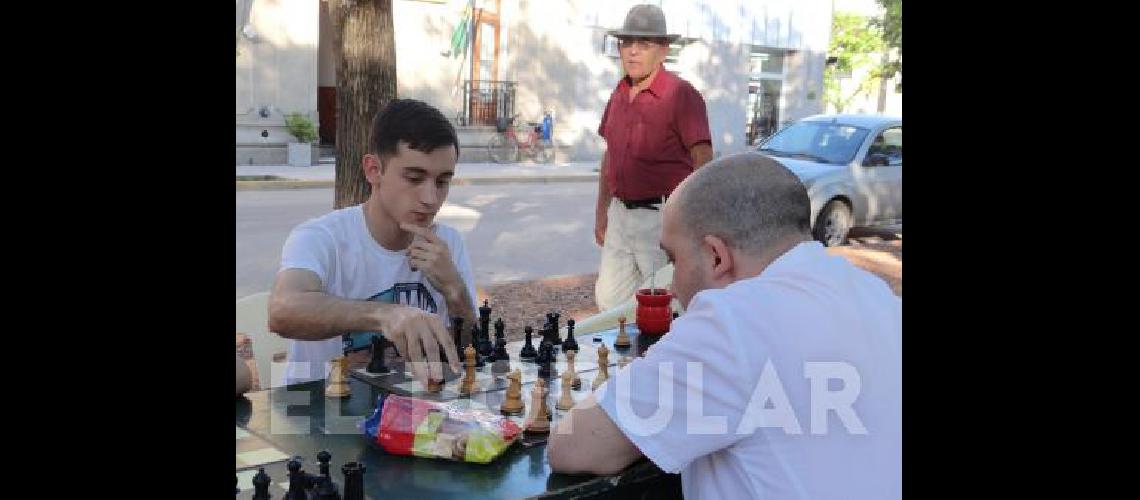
xmin=342 ymin=462 xmax=365 ymax=500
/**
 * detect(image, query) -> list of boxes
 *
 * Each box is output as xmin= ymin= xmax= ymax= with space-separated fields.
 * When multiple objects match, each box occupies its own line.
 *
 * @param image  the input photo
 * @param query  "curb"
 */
xmin=236 ymin=174 xmax=598 ymax=191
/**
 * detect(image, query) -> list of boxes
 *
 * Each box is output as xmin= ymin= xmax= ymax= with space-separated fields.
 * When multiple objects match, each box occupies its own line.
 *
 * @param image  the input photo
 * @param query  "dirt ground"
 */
xmin=480 ymin=233 xmax=902 ymax=342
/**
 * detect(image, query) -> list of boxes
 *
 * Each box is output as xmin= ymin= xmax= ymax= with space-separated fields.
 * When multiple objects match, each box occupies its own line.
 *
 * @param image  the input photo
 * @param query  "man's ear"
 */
xmin=363 ymin=153 xmax=384 ymax=184
xmin=702 ymin=234 xmax=734 ymax=282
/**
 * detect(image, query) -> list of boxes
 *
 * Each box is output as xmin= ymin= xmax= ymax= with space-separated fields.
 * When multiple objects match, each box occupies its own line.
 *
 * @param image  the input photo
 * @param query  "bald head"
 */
xmin=667 ymin=152 xmax=811 ymax=255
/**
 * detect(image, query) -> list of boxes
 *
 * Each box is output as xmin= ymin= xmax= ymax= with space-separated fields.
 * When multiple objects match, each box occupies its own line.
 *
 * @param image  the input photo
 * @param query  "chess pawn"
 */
xmin=524 ymin=378 xmax=551 ymax=434
xmin=251 ymin=467 xmax=271 ymax=500
xmin=325 ymin=356 xmax=351 ymax=398
xmin=556 ymin=371 xmax=576 ymax=411
xmin=313 ymin=474 xmax=340 ymax=500
xmin=285 ymin=457 xmax=307 ymax=499
xmin=614 ymin=316 xmax=632 ymax=348
xmin=592 ymin=344 xmax=610 ymax=391
xmin=500 ymin=369 xmax=525 ymax=416
xmin=459 ymin=344 xmax=477 ymax=397
xmin=317 ymin=450 xmax=332 ymax=477
xmin=565 ymin=350 xmax=581 ymax=390
xmin=562 ymin=318 xmax=579 ymax=353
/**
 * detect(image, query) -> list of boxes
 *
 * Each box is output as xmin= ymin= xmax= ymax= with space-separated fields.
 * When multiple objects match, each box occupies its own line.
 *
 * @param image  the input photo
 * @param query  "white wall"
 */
xmin=393 ymin=0 xmax=468 ymax=121
xmin=236 ymin=0 xmax=320 ymax=147
xmin=674 ymin=40 xmax=750 ymax=157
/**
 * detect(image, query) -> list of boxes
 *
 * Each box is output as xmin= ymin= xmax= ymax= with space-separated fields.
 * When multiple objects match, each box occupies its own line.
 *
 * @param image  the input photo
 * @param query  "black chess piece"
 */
xmin=471 ymin=340 xmax=485 ymax=368
xmin=541 ymin=313 xmax=557 ymax=345
xmin=251 ymin=467 xmax=271 ymax=499
xmin=317 ymin=450 xmax=332 ymax=477
xmin=313 ymin=474 xmax=341 ymax=500
xmin=493 ymin=336 xmax=510 ymax=362
xmin=520 ymin=326 xmax=537 ymax=361
xmin=550 ymin=312 xmax=562 ymax=345
xmin=285 ymin=457 xmax=308 ymax=500
xmin=342 ymin=462 xmax=366 ymax=500
xmin=536 ymin=339 xmax=550 ymax=364
xmin=491 ymin=336 xmax=510 ymax=374
xmin=494 ymin=317 xmax=505 ymax=341
xmin=479 ymin=299 xmax=492 ymax=339
xmin=673 ymin=312 xmax=679 ymax=320
xmin=537 ymin=340 xmax=556 ymax=379
xmin=562 ymin=319 xmax=579 ymax=352
xmin=367 ymin=336 xmax=391 ymax=374
xmin=476 ymin=324 xmax=494 ymax=360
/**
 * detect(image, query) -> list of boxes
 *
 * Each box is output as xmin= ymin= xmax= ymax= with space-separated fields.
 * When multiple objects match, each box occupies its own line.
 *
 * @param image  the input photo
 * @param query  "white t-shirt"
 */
xmin=596 ymin=241 xmax=901 ymax=499
xmin=277 ymin=205 xmax=477 ymax=385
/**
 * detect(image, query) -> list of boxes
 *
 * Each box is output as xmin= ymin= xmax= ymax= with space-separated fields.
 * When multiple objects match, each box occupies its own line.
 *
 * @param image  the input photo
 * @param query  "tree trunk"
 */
xmin=329 ymin=0 xmax=397 ymax=209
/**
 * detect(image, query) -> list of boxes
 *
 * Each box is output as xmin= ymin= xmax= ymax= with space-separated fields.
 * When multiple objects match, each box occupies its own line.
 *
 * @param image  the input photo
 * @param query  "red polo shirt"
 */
xmin=598 ymin=67 xmax=711 ymax=200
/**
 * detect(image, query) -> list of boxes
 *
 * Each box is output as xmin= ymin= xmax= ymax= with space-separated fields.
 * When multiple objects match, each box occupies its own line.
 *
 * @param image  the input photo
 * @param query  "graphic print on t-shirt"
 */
xmin=343 ymin=282 xmax=438 ymax=352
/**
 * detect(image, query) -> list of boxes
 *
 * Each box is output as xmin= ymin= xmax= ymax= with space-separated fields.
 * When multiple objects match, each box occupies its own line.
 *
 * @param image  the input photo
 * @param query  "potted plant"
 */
xmin=285 ymin=112 xmax=319 ymax=167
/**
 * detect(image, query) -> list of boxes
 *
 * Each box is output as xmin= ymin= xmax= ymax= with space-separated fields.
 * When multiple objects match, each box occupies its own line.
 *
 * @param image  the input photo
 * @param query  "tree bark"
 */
xmin=329 ymin=0 xmax=397 ymax=209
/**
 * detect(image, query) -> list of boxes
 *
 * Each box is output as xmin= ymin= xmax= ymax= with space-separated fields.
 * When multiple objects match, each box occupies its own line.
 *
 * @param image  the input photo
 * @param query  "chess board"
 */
xmin=237 ymin=426 xmax=291 ymax=471
xmin=350 ymin=333 xmax=628 ymax=399
xmin=235 ymin=466 xmax=290 ymax=498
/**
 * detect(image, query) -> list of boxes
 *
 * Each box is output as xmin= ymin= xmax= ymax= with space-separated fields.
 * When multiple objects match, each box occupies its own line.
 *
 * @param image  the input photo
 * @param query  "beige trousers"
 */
xmin=595 ymin=201 xmax=669 ymax=311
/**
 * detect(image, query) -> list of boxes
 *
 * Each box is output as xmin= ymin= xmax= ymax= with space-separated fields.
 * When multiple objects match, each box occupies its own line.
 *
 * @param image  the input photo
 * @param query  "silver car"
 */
xmin=756 ymin=114 xmax=902 ymax=246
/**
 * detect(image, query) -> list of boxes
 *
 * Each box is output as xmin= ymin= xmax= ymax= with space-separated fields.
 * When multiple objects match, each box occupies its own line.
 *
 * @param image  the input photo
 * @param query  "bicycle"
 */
xmin=487 ymin=114 xmax=554 ymax=164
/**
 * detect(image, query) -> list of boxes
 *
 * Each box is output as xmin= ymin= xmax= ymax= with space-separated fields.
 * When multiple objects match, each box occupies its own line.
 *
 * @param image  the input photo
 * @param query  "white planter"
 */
xmin=288 ymin=142 xmax=313 ymax=167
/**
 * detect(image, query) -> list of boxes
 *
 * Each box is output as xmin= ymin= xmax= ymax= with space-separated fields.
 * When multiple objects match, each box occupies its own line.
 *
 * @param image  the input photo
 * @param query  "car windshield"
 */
xmin=757 ymin=121 xmax=870 ymax=164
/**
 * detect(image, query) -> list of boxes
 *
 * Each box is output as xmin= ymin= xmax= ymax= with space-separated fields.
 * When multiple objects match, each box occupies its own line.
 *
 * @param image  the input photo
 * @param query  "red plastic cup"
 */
xmin=635 ymin=288 xmax=673 ymax=335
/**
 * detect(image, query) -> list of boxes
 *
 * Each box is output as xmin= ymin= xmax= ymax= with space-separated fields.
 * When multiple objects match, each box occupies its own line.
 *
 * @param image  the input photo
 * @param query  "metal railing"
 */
xmin=461 ymin=80 xmax=516 ymax=127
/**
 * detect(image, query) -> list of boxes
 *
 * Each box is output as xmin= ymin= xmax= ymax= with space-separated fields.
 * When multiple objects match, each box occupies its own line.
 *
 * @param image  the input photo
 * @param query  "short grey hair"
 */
xmin=672 ymin=152 xmax=811 ymax=254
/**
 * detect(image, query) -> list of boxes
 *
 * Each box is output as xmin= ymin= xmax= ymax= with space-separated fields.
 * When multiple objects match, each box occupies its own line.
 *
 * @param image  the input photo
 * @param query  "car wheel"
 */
xmin=813 ymin=200 xmax=852 ymax=247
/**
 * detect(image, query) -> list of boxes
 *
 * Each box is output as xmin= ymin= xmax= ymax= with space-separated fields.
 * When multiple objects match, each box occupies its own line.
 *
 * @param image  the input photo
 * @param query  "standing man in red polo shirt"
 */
xmin=594 ymin=4 xmax=714 ymax=311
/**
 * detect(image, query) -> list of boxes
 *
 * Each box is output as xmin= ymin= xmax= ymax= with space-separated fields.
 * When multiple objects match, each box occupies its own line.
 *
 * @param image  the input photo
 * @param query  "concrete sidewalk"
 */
xmin=236 ymin=160 xmax=600 ymax=190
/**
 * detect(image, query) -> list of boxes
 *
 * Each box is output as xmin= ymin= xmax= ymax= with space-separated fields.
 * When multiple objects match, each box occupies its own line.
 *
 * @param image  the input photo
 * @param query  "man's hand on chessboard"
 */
xmin=375 ymin=304 xmax=460 ymax=388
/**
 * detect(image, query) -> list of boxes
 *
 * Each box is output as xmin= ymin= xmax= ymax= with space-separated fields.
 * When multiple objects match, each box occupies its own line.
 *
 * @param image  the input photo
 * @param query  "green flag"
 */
xmin=450 ymin=3 xmax=471 ymax=59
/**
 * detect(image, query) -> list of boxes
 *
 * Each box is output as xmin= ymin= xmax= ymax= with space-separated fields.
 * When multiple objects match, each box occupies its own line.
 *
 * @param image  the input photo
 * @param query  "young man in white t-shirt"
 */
xmin=269 ymin=99 xmax=476 ymax=388
xmin=548 ymin=153 xmax=902 ymax=499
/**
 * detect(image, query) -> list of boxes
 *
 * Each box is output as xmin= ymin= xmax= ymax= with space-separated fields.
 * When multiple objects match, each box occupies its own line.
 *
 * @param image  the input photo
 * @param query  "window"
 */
xmin=868 ymin=127 xmax=902 ymax=166
xmin=758 ymin=121 xmax=871 ymax=165
xmin=750 ymin=48 xmax=785 ymax=78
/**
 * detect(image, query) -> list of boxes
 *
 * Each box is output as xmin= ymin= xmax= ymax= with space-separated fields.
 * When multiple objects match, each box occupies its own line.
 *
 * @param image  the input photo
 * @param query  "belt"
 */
xmin=620 ymin=196 xmax=666 ymax=210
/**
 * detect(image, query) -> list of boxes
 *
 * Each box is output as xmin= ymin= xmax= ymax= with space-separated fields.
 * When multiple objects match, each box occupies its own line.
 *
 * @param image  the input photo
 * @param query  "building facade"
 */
xmin=236 ymin=0 xmax=832 ymax=164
